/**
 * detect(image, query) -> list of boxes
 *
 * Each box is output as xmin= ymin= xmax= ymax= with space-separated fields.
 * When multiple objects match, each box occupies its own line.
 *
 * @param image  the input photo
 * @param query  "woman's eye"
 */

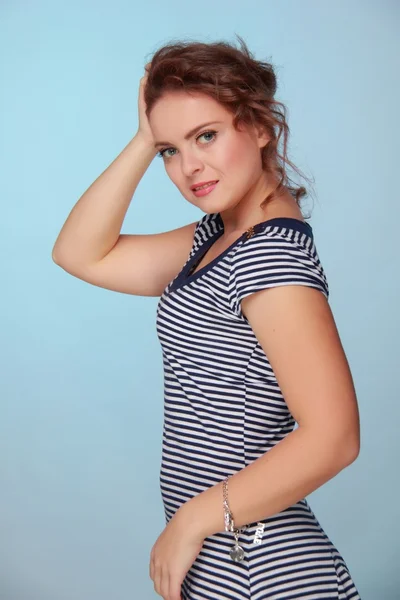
xmin=198 ymin=130 xmax=217 ymax=144
xmin=157 ymin=130 xmax=217 ymax=159
xmin=157 ymin=147 xmax=175 ymax=159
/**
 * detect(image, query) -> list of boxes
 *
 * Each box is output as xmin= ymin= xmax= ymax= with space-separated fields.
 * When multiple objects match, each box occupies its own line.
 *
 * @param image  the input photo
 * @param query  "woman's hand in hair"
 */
xmin=137 ymin=62 xmax=155 ymax=145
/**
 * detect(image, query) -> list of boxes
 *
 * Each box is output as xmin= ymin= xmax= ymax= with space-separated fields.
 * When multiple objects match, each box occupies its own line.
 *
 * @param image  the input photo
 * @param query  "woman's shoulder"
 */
xmin=230 ymin=217 xmax=330 ymax=300
xmin=234 ymin=216 xmax=316 ymax=256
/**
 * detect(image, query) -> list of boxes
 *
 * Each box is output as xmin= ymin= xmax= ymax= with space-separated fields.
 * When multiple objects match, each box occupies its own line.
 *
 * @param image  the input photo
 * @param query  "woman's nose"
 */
xmin=180 ymin=153 xmax=204 ymax=177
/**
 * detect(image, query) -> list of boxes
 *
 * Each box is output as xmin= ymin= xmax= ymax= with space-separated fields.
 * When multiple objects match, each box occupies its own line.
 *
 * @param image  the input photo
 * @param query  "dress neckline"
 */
xmin=215 ymin=212 xmax=312 ymax=237
xmin=169 ymin=213 xmax=313 ymax=293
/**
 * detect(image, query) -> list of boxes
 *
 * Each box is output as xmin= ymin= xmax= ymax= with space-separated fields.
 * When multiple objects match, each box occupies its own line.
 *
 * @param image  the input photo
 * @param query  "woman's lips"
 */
xmin=191 ymin=181 xmax=219 ymax=197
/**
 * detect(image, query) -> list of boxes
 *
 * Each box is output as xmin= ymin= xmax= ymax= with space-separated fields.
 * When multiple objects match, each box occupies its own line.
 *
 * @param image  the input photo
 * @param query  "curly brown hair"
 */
xmin=144 ymin=34 xmax=314 ymax=216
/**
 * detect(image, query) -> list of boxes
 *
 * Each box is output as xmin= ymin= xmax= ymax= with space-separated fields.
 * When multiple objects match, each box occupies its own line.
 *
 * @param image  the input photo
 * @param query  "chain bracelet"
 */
xmin=222 ymin=476 xmax=248 ymax=562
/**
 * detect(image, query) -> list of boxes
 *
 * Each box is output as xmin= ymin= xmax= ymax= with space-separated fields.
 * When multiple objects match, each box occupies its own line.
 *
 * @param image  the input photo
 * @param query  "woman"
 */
xmin=52 ymin=36 xmax=362 ymax=600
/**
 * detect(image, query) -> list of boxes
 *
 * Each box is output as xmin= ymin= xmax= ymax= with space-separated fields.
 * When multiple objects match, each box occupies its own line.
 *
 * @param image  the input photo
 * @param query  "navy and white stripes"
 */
xmin=156 ymin=212 xmax=361 ymax=599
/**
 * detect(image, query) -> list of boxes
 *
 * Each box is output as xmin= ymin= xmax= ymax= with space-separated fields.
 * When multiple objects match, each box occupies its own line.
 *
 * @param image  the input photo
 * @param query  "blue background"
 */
xmin=1 ymin=1 xmax=399 ymax=598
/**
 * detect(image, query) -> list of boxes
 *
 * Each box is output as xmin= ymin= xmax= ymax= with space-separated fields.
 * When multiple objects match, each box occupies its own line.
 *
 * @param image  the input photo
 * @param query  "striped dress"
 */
xmin=156 ymin=212 xmax=361 ymax=600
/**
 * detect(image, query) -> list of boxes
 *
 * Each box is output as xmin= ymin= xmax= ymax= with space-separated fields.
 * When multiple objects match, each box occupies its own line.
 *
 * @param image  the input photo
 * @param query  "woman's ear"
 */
xmin=238 ymin=119 xmax=270 ymax=149
xmin=255 ymin=124 xmax=270 ymax=149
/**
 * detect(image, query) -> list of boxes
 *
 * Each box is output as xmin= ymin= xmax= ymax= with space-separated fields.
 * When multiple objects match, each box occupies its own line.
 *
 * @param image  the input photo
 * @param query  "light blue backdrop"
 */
xmin=1 ymin=1 xmax=398 ymax=598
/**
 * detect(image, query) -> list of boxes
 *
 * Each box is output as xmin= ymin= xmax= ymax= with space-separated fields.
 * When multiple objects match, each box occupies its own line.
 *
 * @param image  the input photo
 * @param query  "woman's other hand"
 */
xmin=149 ymin=507 xmax=205 ymax=600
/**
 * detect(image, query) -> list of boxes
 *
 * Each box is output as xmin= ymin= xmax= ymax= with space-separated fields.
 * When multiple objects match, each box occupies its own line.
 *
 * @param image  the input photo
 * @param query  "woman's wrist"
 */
xmin=177 ymin=481 xmax=226 ymax=541
xmin=175 ymin=498 xmax=208 ymax=542
xmin=134 ymin=129 xmax=157 ymax=153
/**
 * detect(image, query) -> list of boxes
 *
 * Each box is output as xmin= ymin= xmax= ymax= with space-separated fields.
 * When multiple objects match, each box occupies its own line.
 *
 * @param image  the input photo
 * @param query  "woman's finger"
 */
xmin=160 ymin=566 xmax=170 ymax=599
xmin=154 ymin=562 xmax=162 ymax=596
xmin=169 ymin=576 xmax=183 ymax=600
xmin=149 ymin=553 xmax=154 ymax=581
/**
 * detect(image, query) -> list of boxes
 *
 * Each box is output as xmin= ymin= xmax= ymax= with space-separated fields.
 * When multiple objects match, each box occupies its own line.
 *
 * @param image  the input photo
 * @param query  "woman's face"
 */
xmin=149 ymin=91 xmax=269 ymax=219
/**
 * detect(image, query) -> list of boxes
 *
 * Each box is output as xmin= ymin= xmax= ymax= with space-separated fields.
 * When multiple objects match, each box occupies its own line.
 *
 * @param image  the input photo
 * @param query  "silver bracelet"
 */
xmin=222 ymin=476 xmax=247 ymax=562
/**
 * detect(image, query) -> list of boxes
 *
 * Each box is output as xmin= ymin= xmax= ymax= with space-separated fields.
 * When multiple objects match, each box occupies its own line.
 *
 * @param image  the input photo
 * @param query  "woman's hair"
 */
xmin=144 ymin=34 xmax=314 ymax=215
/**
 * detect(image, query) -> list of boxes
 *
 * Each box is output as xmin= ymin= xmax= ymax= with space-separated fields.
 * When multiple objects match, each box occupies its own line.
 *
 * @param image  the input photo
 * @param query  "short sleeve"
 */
xmin=229 ymin=229 xmax=329 ymax=313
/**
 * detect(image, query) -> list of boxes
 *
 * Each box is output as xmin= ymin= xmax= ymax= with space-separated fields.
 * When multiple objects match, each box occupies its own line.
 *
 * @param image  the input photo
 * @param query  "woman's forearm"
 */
xmin=179 ymin=426 xmax=358 ymax=540
xmin=52 ymin=132 xmax=157 ymax=266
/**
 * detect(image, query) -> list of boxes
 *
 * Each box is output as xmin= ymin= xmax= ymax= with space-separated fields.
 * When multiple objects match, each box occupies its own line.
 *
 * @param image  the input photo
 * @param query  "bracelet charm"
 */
xmin=230 ymin=528 xmax=245 ymax=562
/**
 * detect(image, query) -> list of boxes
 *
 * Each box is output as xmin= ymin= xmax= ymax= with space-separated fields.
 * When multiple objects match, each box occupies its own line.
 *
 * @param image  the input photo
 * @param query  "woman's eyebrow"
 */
xmin=154 ymin=121 xmax=223 ymax=148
